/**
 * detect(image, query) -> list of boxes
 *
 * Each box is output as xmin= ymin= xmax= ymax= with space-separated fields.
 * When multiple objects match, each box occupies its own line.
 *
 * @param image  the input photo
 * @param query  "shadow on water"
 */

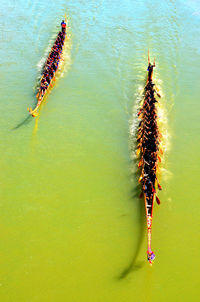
xmin=117 ymin=170 xmax=146 ymax=280
xmin=117 ymin=83 xmax=146 ymax=279
xmin=12 ymin=114 xmax=32 ymax=130
xmin=12 ymin=92 xmax=37 ymax=130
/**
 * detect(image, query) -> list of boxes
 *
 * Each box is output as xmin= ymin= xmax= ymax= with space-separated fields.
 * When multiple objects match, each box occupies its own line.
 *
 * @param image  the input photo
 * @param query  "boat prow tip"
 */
xmin=32 ymin=113 xmax=38 ymax=118
xmin=27 ymin=107 xmax=38 ymax=118
xmin=147 ymin=251 xmax=156 ymax=265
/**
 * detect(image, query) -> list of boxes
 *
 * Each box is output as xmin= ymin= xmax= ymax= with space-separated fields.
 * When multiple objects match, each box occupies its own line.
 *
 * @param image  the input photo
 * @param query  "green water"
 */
xmin=0 ymin=0 xmax=200 ymax=301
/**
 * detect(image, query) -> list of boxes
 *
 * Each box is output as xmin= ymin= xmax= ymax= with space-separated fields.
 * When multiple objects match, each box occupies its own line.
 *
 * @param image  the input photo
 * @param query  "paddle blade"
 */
xmin=138 ymin=175 xmax=143 ymax=183
xmin=156 ymin=196 xmax=161 ymax=205
xmin=138 ymin=158 xmax=143 ymax=168
xmin=136 ymin=148 xmax=140 ymax=156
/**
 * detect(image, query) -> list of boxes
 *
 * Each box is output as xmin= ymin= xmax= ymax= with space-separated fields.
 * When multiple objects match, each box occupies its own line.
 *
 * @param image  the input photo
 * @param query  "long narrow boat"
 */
xmin=137 ymin=53 xmax=162 ymax=264
xmin=28 ymin=18 xmax=67 ymax=117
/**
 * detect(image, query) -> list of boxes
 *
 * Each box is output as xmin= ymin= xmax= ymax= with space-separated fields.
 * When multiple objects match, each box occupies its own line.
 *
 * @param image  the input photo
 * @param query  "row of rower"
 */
xmin=37 ymin=20 xmax=67 ymax=100
xmin=138 ymin=79 xmax=162 ymax=207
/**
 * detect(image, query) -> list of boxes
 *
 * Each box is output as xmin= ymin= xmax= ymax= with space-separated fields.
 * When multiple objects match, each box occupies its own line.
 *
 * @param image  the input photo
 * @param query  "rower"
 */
xmin=46 ymin=76 xmax=50 ymax=84
xmin=49 ymin=69 xmax=54 ymax=78
xmin=52 ymin=63 xmax=57 ymax=72
xmin=58 ymin=31 xmax=64 ymax=41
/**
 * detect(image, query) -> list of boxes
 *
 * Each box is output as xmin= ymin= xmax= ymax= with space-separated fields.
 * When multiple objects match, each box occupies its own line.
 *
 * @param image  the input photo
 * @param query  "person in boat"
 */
xmin=52 ymin=51 xmax=57 ymax=60
xmin=52 ymin=62 xmax=57 ymax=72
xmin=53 ymin=55 xmax=58 ymax=62
xmin=40 ymin=83 xmax=46 ymax=95
xmin=46 ymin=57 xmax=53 ymax=66
xmin=52 ymin=45 xmax=58 ymax=52
xmin=150 ymin=84 xmax=161 ymax=98
xmin=49 ymin=52 xmax=55 ymax=59
xmin=41 ymin=78 xmax=46 ymax=87
xmin=55 ymin=40 xmax=60 ymax=48
xmin=61 ymin=20 xmax=66 ymax=33
xmin=58 ymin=32 xmax=64 ymax=42
xmin=41 ymin=80 xmax=47 ymax=89
xmin=43 ymin=71 xmax=49 ymax=79
xmin=58 ymin=35 xmax=63 ymax=43
xmin=46 ymin=76 xmax=50 ymax=84
xmin=49 ymin=68 xmax=54 ymax=78
xmin=56 ymin=44 xmax=61 ymax=52
xmin=56 ymin=35 xmax=61 ymax=42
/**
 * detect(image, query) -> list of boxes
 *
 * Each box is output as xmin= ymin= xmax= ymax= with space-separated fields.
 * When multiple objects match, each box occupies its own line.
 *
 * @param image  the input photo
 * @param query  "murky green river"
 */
xmin=0 ymin=0 xmax=200 ymax=301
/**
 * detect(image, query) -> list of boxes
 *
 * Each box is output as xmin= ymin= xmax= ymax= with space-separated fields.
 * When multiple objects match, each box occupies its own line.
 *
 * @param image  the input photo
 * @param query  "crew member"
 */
xmin=147 ymin=62 xmax=155 ymax=82
xmin=61 ymin=20 xmax=66 ymax=33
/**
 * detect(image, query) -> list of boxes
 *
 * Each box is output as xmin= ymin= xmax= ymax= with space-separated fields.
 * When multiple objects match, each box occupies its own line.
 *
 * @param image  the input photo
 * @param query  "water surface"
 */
xmin=0 ymin=0 xmax=200 ymax=301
